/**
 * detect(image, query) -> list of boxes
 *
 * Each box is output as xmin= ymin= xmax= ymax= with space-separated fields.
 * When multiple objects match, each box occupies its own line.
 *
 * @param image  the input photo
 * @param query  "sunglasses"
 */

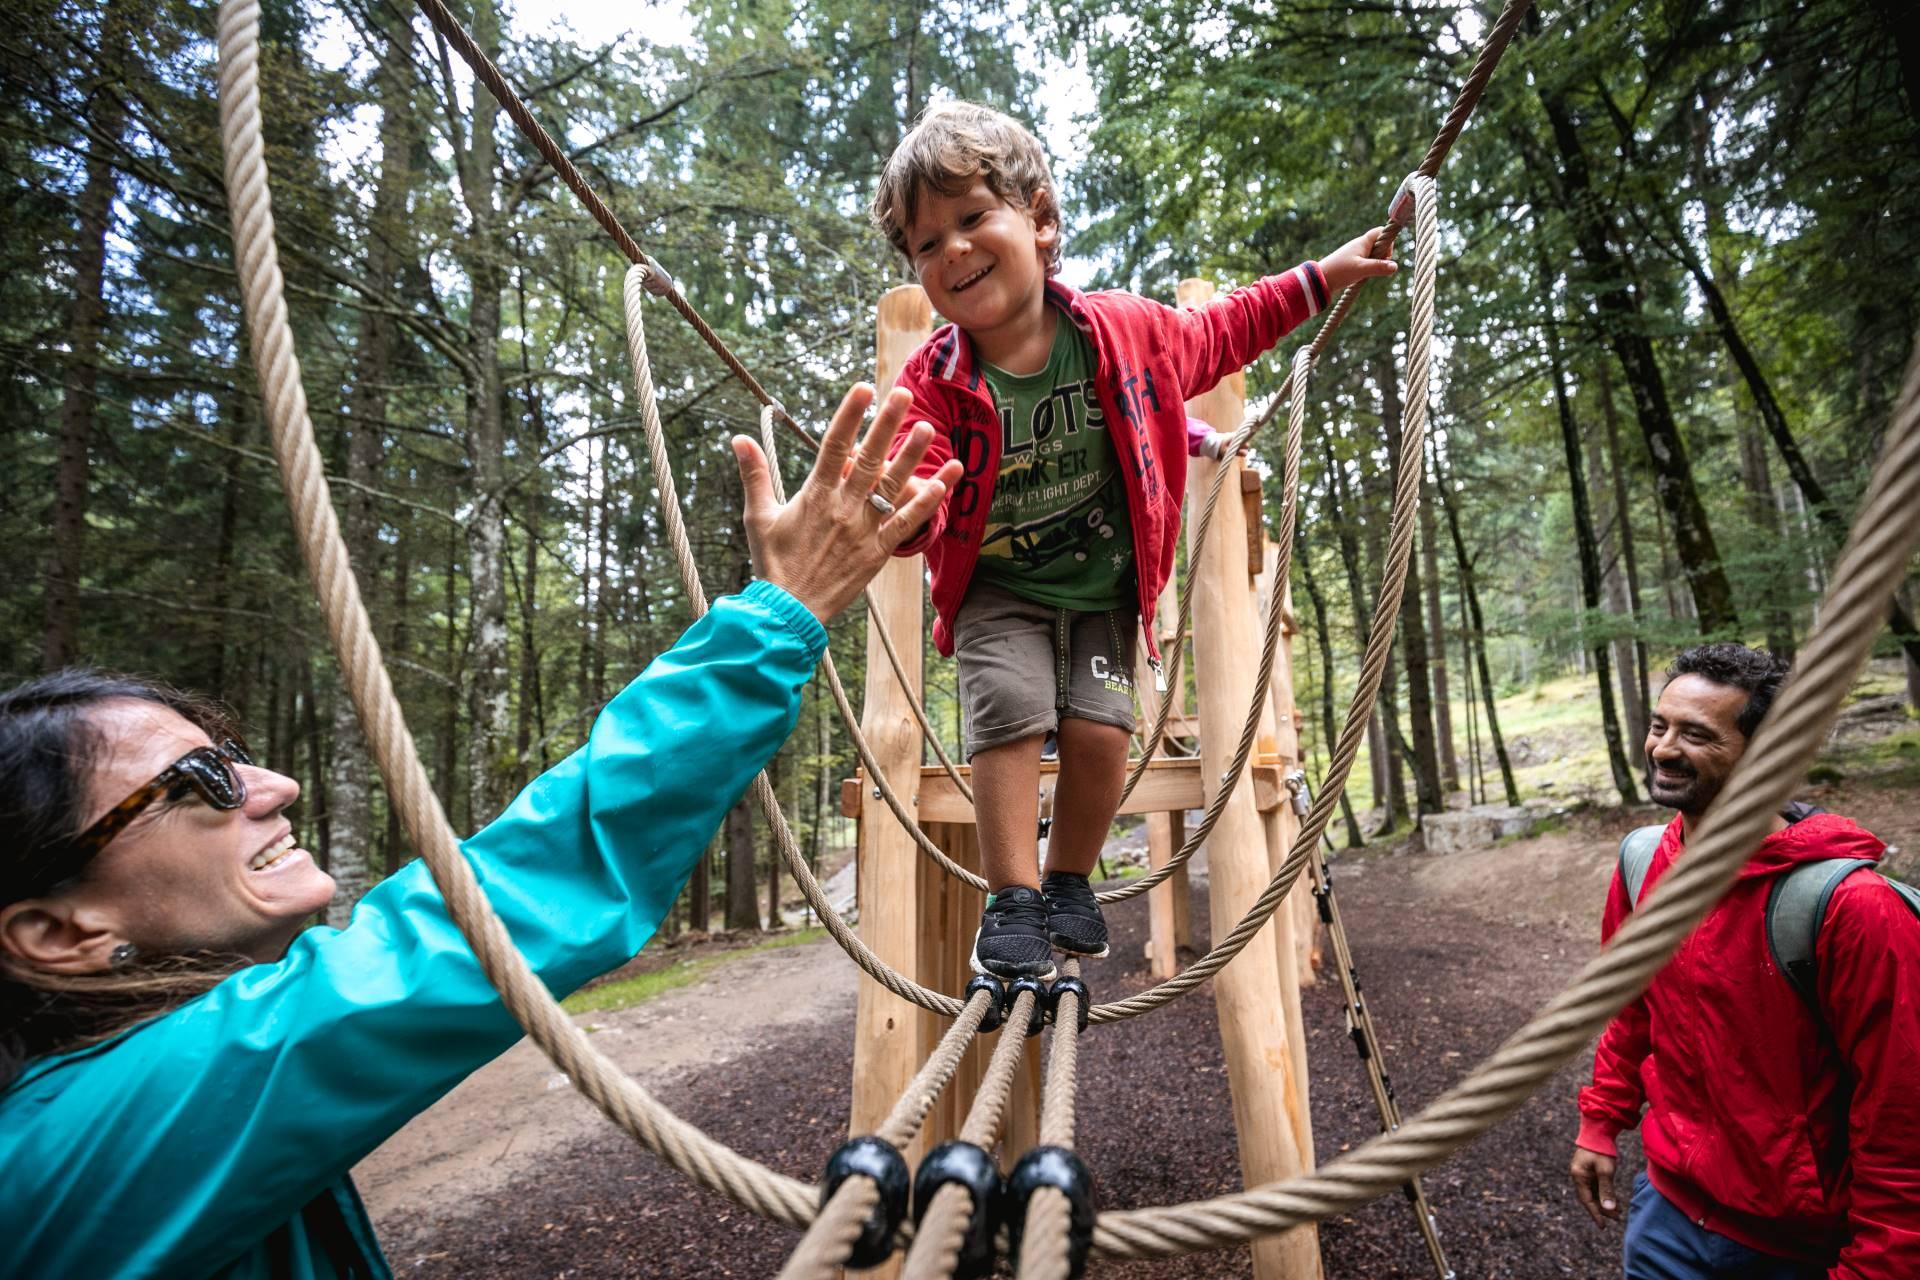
xmin=66 ymin=739 xmax=255 ymax=861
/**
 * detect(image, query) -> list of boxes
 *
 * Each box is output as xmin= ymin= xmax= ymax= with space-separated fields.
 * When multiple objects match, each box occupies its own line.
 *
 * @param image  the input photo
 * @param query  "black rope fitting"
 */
xmin=912 ymin=1141 xmax=1002 ymax=1280
xmin=1313 ymin=883 xmax=1334 ymax=924
xmin=821 ymin=1136 xmax=909 ymax=1268
xmin=1001 ymin=1145 xmax=1096 ymax=1278
xmin=1045 ymin=976 xmax=1090 ymax=1033
xmin=1008 ymin=977 xmax=1048 ymax=1037
xmin=1350 ymin=1023 xmax=1372 ymax=1062
xmin=963 ymin=974 xmax=1008 ymax=1035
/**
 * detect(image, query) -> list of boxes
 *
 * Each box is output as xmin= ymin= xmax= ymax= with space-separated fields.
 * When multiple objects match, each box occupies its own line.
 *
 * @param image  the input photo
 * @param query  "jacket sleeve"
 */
xmin=1166 ymin=263 xmax=1328 ymax=401
xmin=0 ymin=581 xmax=826 ymax=1280
xmin=1576 ymin=866 xmax=1651 ymax=1155
xmin=884 ymin=351 xmax=957 ymax=556
xmin=1820 ymin=874 xmax=1920 ymax=1279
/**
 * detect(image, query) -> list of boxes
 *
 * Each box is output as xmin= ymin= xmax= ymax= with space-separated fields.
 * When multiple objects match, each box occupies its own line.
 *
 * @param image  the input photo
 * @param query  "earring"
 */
xmin=110 ymin=943 xmax=138 ymax=969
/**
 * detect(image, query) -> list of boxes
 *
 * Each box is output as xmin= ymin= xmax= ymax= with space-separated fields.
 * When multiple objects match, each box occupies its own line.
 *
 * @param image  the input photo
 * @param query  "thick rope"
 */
xmin=900 ymin=989 xmax=1041 ymax=1280
xmin=1088 ymin=344 xmax=1920 ymax=1257
xmin=1019 ymin=958 xmax=1085 ymax=1280
xmin=218 ymin=0 xmax=814 ymax=1226
xmin=776 ymin=988 xmax=996 ymax=1280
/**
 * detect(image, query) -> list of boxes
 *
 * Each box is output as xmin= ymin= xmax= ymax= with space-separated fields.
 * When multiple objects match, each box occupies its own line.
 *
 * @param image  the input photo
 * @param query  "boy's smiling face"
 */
xmin=903 ymin=176 xmax=1059 ymax=371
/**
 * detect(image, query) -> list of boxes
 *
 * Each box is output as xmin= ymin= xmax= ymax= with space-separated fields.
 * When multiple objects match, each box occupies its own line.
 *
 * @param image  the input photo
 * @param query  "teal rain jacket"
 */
xmin=0 ymin=581 xmax=826 ymax=1279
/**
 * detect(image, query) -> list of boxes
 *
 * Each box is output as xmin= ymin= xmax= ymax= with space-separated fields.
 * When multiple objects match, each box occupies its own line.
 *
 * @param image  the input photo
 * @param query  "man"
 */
xmin=1571 ymin=642 xmax=1920 ymax=1279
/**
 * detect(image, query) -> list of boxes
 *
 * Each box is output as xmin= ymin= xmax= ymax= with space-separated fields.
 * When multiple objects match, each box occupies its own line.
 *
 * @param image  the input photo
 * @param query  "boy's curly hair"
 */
xmin=870 ymin=100 xmax=1062 ymax=276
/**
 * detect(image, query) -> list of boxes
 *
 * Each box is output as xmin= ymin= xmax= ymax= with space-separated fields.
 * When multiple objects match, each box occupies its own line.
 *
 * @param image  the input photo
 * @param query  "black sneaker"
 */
xmin=1042 ymin=871 xmax=1110 ymax=959
xmin=971 ymin=886 xmax=1057 ymax=981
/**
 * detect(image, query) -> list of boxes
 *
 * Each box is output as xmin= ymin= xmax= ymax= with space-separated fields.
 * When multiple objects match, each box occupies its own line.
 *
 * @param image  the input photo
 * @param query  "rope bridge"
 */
xmin=213 ymin=0 xmax=1920 ymax=1272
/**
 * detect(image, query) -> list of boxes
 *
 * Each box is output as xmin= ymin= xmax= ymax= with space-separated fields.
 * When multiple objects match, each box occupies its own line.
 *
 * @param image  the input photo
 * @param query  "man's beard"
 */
xmin=1646 ymin=755 xmax=1724 ymax=814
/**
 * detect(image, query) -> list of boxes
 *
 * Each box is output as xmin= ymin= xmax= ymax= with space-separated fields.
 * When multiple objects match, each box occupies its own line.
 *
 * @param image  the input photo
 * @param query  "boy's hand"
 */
xmin=733 ymin=383 xmax=960 ymax=623
xmin=1568 ymin=1146 xmax=1622 ymax=1227
xmin=1317 ymin=227 xmax=1398 ymax=295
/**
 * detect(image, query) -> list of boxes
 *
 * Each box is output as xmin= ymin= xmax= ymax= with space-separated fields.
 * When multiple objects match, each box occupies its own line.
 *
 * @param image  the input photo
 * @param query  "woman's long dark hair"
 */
xmin=1 ymin=670 xmax=248 ymax=1089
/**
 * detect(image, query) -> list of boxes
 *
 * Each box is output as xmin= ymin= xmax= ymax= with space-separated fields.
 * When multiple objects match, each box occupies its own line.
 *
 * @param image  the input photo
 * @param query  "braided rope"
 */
xmin=775 ymin=989 xmax=996 ymax=1280
xmin=218 ymin=0 xmax=815 ymax=1226
xmin=1019 ymin=958 xmax=1086 ymax=1280
xmin=1088 ymin=347 xmax=1920 ymax=1257
xmin=901 ymin=989 xmax=1041 ymax=1280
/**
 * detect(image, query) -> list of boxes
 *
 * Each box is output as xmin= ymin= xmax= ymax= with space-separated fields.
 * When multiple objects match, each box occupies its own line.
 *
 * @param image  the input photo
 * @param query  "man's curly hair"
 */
xmin=1666 ymin=642 xmax=1792 ymax=738
xmin=870 ymin=100 xmax=1061 ymax=276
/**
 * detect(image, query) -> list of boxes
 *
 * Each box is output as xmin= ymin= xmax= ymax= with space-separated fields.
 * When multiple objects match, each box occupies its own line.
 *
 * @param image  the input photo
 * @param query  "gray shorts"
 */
xmin=952 ymin=578 xmax=1139 ymax=757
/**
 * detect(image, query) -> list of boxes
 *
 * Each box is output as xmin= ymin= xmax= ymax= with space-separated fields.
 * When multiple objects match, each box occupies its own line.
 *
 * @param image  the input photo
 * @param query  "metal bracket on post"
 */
xmin=1284 ymin=767 xmax=1311 ymax=817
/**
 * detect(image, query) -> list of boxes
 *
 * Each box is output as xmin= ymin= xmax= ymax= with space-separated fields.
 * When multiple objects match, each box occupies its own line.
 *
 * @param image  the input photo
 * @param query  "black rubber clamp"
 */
xmin=912 ymin=1141 xmax=1002 ymax=1280
xmin=1001 ymin=1145 xmax=1096 ymax=1278
xmin=1008 ymin=976 xmax=1049 ymax=1036
xmin=1045 ymin=976 xmax=1091 ymax=1033
xmin=821 ymin=1136 xmax=909 ymax=1268
xmin=964 ymin=973 xmax=1007 ymax=1035
xmin=1313 ymin=883 xmax=1334 ymax=924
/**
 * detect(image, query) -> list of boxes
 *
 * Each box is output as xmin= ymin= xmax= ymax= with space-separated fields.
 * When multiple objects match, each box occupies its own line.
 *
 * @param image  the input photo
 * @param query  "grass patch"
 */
xmin=562 ymin=927 xmax=826 ymax=1016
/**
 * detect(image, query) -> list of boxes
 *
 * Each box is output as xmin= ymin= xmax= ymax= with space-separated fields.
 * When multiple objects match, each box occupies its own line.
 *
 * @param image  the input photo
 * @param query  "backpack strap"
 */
xmin=1765 ymin=859 xmax=1877 ymax=1006
xmin=1616 ymin=824 xmax=1667 ymax=908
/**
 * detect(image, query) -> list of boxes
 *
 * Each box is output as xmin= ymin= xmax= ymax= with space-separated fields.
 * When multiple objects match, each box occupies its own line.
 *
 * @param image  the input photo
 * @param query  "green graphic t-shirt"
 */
xmin=974 ymin=312 xmax=1135 ymax=610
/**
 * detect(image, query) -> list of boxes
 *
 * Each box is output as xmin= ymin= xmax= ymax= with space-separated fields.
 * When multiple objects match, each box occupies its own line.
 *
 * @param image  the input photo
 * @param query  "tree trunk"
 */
xmin=1594 ymin=359 xmax=1651 ymax=756
xmin=690 ymin=845 xmax=712 ymax=934
xmin=724 ymin=796 xmax=759 ymax=932
xmin=1376 ymin=346 xmax=1442 ymax=817
xmin=456 ymin=0 xmax=513 ymax=826
xmin=1420 ymin=443 xmax=1459 ymax=794
xmin=1434 ymin=452 xmax=1520 ymax=806
xmin=1324 ymin=435 xmax=1405 ymax=826
xmin=1299 ymin=538 xmax=1365 ymax=847
xmin=1535 ymin=81 xmax=1738 ymax=635
xmin=1538 ymin=246 xmax=1639 ymax=804
xmin=43 ymin=3 xmax=130 ymax=670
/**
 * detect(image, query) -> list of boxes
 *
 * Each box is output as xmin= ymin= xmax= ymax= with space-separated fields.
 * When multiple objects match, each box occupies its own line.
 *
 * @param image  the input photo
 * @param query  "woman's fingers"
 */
xmin=879 ymin=459 xmax=962 ymax=549
xmin=811 ymin=382 xmax=874 ymax=486
xmin=847 ymin=386 xmax=912 ymax=488
xmin=876 ymin=421 xmax=935 ymax=500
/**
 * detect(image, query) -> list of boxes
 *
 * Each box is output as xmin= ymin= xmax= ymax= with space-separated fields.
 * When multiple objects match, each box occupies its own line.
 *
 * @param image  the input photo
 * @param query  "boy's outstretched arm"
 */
xmin=1168 ymin=227 xmax=1398 ymax=400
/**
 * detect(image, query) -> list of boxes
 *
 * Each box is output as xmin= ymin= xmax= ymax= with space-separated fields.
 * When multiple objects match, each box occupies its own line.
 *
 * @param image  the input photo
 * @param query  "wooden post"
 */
xmin=1137 ymin=586 xmax=1193 ymax=976
xmin=850 ymin=288 xmax=939 ymax=1190
xmin=1180 ymin=279 xmax=1320 ymax=1278
xmin=1257 ymin=540 xmax=1322 ymax=989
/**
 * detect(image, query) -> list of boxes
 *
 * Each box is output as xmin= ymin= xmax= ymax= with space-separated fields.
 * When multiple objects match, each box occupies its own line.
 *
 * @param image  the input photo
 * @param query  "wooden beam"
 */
xmin=840 ymin=755 xmax=1291 ymax=822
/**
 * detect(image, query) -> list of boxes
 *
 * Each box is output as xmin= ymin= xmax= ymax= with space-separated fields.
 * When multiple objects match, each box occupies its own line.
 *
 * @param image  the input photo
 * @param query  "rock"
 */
xmin=1420 ymin=804 xmax=1535 ymax=855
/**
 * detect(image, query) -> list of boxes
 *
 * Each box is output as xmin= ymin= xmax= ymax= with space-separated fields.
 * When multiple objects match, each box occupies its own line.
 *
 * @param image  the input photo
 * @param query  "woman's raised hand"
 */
xmin=732 ymin=383 xmax=961 ymax=621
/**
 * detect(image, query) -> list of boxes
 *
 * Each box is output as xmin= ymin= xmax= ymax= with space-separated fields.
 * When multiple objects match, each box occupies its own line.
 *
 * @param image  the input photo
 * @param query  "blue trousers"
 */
xmin=1623 ymin=1172 xmax=1823 ymax=1280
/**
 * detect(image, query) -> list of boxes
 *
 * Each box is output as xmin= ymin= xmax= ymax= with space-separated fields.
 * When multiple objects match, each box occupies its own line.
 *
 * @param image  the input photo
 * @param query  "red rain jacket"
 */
xmin=1578 ymin=812 xmax=1920 ymax=1277
xmin=889 ymin=267 xmax=1328 ymax=664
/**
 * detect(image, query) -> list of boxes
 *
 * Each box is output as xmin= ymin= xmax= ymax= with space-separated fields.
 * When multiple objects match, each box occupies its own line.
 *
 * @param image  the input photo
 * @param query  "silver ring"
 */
xmin=867 ymin=491 xmax=896 ymax=516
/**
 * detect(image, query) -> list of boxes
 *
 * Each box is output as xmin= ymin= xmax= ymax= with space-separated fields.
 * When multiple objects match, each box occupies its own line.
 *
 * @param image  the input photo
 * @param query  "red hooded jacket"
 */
xmin=1578 ymin=812 xmax=1920 ymax=1277
xmin=889 ymin=267 xmax=1328 ymax=664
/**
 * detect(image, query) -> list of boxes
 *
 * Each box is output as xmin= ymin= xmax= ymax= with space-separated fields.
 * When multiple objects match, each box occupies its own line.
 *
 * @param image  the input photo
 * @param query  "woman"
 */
xmin=0 ymin=387 xmax=957 ymax=1279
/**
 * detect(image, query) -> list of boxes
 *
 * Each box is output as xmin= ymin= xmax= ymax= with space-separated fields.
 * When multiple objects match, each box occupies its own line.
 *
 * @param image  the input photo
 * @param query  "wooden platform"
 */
xmin=839 ymin=753 xmax=1290 ymax=823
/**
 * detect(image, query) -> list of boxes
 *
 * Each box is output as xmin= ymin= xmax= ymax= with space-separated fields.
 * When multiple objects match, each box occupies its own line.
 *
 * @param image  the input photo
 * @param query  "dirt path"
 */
xmin=367 ymin=819 xmax=1643 ymax=1278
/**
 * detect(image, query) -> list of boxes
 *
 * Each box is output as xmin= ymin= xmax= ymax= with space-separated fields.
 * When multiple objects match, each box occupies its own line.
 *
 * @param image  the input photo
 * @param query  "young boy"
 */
xmin=870 ymin=100 xmax=1395 ymax=980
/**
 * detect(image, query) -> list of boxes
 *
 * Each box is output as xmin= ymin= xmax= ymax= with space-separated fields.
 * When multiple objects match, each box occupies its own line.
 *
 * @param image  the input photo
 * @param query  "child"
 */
xmin=870 ymin=100 xmax=1395 ymax=979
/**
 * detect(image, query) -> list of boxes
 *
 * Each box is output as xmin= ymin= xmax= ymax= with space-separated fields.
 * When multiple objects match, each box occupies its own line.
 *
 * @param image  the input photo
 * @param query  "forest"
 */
xmin=7 ymin=0 xmax=1917 ymax=933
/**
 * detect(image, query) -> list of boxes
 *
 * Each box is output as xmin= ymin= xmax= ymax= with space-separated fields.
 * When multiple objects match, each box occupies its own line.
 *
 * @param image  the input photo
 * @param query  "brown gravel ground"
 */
xmin=379 ymin=842 xmax=1636 ymax=1279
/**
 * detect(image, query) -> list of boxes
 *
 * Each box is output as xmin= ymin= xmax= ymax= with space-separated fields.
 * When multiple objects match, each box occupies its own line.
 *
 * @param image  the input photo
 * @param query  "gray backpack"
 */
xmin=1618 ymin=821 xmax=1920 ymax=1007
